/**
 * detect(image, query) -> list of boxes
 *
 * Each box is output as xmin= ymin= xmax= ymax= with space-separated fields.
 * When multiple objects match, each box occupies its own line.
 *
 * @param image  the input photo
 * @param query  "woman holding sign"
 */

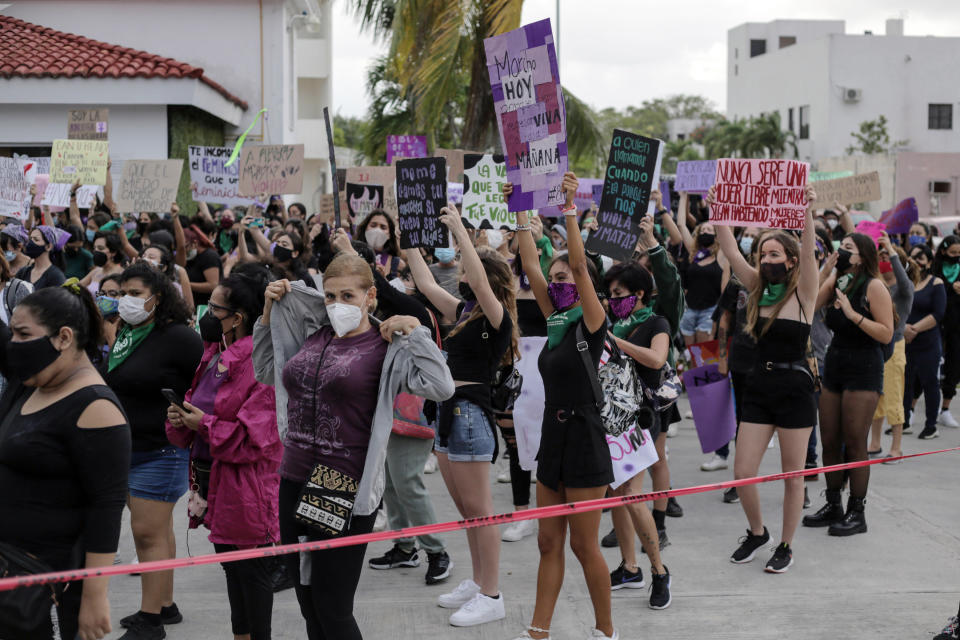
xmin=506 ymin=174 xmax=619 ymax=640
xmin=708 ymin=182 xmax=819 ymax=573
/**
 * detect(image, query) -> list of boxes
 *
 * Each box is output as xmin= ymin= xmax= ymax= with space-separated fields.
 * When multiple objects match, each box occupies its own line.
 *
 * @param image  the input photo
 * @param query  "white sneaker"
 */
xmin=424 ymin=453 xmax=438 ymax=474
xmin=437 ymin=578 xmax=480 ymax=609
xmin=589 ymin=629 xmax=620 ymax=640
xmin=666 ymin=422 xmax=679 ymax=438
xmin=700 ymin=454 xmax=728 ymax=472
xmin=449 ymin=592 xmax=506 ymax=627
xmin=938 ymin=410 xmax=960 ymax=428
xmin=683 ymin=409 xmax=693 ymax=420
xmin=512 ymin=630 xmax=551 ymax=640
xmin=502 ymin=519 xmax=537 ymax=542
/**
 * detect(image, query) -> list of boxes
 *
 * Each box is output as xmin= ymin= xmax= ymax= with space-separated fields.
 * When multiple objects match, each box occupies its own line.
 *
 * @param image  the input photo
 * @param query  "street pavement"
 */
xmin=105 ymin=397 xmax=960 ymax=640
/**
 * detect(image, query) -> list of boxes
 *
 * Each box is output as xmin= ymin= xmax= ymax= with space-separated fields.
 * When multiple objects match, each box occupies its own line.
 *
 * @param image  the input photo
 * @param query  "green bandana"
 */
xmin=546 ymin=306 xmax=584 ymax=350
xmin=942 ymin=262 xmax=960 ymax=284
xmin=109 ymin=322 xmax=155 ymax=371
xmin=612 ymin=306 xmax=654 ymax=338
xmin=758 ymin=283 xmax=787 ymax=307
xmin=837 ymin=273 xmax=866 ymax=295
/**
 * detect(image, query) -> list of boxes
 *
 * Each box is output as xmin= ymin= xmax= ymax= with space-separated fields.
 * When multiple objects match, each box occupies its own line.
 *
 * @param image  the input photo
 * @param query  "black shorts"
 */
xmin=740 ymin=367 xmax=817 ymax=429
xmin=536 ymin=404 xmax=613 ymax=491
xmin=822 ymin=345 xmax=884 ymax=394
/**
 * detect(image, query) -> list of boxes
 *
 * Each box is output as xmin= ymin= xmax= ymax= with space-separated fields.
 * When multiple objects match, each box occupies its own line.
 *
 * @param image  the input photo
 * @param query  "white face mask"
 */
xmin=186 ymin=248 xmax=198 ymax=261
xmin=826 ymin=219 xmax=838 ymax=230
xmin=364 ymin=227 xmax=389 ymax=251
xmin=118 ymin=294 xmax=155 ymax=325
xmin=326 ymin=302 xmax=364 ymax=337
xmin=486 ymin=229 xmax=504 ymax=250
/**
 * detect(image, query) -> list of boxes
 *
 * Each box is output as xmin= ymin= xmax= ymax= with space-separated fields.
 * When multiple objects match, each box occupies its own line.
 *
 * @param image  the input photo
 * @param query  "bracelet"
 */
xmin=561 ymin=205 xmax=577 ymax=216
xmin=857 ymin=314 xmax=865 ymax=326
xmin=515 ymin=224 xmax=531 ymax=231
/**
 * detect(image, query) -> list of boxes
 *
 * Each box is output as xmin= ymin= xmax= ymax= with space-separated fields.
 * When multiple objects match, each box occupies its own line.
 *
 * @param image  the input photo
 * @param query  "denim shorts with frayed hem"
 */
xmin=434 ymin=399 xmax=495 ymax=462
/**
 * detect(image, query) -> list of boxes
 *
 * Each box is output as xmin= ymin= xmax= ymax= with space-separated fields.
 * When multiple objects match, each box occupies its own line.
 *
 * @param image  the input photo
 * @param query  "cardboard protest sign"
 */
xmin=189 ymin=146 xmax=256 ymax=207
xmin=462 ymin=154 xmax=514 ymax=229
xmin=435 ymin=148 xmax=465 ymax=182
xmin=513 ymin=336 xmax=547 ymax=472
xmin=879 ymin=197 xmax=919 ymax=234
xmin=674 ymin=160 xmax=716 ymax=193
xmin=607 ymin=426 xmax=658 ymax=489
xmin=346 ymin=183 xmax=384 ymax=220
xmin=396 ymin=157 xmax=448 ymax=249
xmin=67 ymin=108 xmax=109 ymax=140
xmin=809 ymin=171 xmax=881 ymax=208
xmin=237 ymin=144 xmax=304 ymax=196
xmin=855 ymin=219 xmax=886 ymax=246
xmin=710 ymin=159 xmax=809 ymax=230
xmin=485 ymin=18 xmax=567 ymax=212
xmin=50 ymin=139 xmax=109 ymax=185
xmin=344 ymin=166 xmax=398 ymax=217
xmin=683 ymin=364 xmax=737 ymax=454
xmin=386 ymin=135 xmax=427 ymax=165
xmin=0 ymin=157 xmax=31 ymax=220
xmin=574 ymin=178 xmax=603 ymax=212
xmin=37 ymin=176 xmax=98 ymax=209
xmin=115 ymin=160 xmax=184 ymax=213
xmin=810 ymin=170 xmax=852 ymax=182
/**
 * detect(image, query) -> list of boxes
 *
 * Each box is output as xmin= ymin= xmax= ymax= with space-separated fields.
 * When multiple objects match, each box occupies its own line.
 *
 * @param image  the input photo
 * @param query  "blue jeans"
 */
xmin=129 ymin=445 xmax=189 ymax=502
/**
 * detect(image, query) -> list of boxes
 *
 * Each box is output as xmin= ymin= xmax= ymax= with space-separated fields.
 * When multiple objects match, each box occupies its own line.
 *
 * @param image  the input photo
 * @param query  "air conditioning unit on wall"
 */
xmin=929 ymin=181 xmax=952 ymax=194
xmin=843 ymin=88 xmax=862 ymax=102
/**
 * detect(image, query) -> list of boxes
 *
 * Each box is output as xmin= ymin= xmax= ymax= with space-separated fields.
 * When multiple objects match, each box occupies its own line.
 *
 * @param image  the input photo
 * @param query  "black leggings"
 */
xmin=904 ymin=343 xmax=942 ymax=429
xmin=213 ymin=543 xmax=275 ymax=639
xmin=497 ymin=414 xmax=530 ymax=507
xmin=942 ymin=324 xmax=960 ymax=401
xmin=279 ymin=479 xmax=377 ymax=640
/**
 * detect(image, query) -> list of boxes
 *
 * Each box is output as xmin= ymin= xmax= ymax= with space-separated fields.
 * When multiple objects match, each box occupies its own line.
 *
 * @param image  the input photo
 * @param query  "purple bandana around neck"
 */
xmin=547 ymin=282 xmax=580 ymax=310
xmin=456 ymin=300 xmax=478 ymax=325
xmin=608 ymin=295 xmax=638 ymax=320
xmin=693 ymin=249 xmax=710 ymax=264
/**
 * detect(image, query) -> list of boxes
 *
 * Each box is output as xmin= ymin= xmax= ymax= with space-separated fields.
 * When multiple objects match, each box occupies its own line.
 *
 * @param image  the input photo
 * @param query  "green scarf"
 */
xmin=546 ymin=306 xmax=584 ymax=350
xmin=109 ymin=322 xmax=155 ymax=371
xmin=942 ymin=262 xmax=960 ymax=284
xmin=758 ymin=282 xmax=787 ymax=307
xmin=612 ymin=306 xmax=654 ymax=338
xmin=837 ymin=273 xmax=866 ymax=295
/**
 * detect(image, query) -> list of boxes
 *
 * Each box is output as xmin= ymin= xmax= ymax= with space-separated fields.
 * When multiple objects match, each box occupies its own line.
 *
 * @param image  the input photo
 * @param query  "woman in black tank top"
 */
xmin=805 ymin=232 xmax=894 ymax=536
xmin=711 ymin=183 xmax=819 ymax=573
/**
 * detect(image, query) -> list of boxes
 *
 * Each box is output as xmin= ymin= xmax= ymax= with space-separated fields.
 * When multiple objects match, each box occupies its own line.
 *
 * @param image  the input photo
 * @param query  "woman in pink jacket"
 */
xmin=167 ymin=265 xmax=281 ymax=640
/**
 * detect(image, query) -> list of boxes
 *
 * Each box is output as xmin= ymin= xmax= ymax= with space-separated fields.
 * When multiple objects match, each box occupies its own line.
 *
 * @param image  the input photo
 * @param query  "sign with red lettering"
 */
xmin=710 ymin=159 xmax=809 ymax=230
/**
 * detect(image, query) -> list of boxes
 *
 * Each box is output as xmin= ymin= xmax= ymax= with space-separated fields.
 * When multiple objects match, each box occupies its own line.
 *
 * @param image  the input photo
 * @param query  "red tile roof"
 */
xmin=0 ymin=15 xmax=248 ymax=110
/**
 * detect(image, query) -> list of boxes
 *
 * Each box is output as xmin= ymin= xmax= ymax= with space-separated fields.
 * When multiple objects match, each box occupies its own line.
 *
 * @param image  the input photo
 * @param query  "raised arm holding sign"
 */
xmin=710 ymin=159 xmax=809 ymax=230
xmin=396 ymin=157 xmax=447 ymax=249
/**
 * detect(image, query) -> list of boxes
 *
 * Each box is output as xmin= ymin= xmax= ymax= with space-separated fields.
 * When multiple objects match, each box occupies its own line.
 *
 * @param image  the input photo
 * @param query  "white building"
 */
xmin=0 ymin=0 xmax=334 ymax=213
xmin=727 ymin=18 xmax=960 ymax=163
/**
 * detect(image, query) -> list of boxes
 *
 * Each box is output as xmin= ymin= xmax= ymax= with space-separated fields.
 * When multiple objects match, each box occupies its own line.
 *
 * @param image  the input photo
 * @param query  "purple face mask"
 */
xmin=547 ymin=281 xmax=580 ymax=310
xmin=608 ymin=295 xmax=638 ymax=320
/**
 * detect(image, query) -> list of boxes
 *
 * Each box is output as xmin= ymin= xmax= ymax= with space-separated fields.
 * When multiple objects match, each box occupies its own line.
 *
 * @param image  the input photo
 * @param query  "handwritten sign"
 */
xmin=237 ymin=144 xmax=304 ymax=196
xmin=607 ymin=426 xmax=658 ymax=489
xmin=599 ymin=130 xmax=663 ymax=218
xmin=396 ymin=157 xmax=447 ymax=249
xmin=683 ymin=364 xmax=737 ymax=454
xmin=674 ymin=160 xmax=716 ymax=193
xmin=386 ymin=135 xmax=428 ymax=165
xmin=485 ymin=18 xmax=567 ymax=212
xmin=809 ymin=171 xmax=882 ymax=208
xmin=435 ymin=148 xmax=465 ymax=182
xmin=67 ymin=108 xmax=109 ymax=140
xmin=37 ymin=176 xmax=99 ymax=209
xmin=879 ymin=197 xmax=919 ymax=234
xmin=810 ymin=170 xmax=852 ymax=182
xmin=189 ymin=146 xmax=256 ymax=207
xmin=710 ymin=159 xmax=809 ymax=230
xmin=115 ymin=160 xmax=184 ymax=213
xmin=584 ymin=210 xmax=641 ymax=261
xmin=346 ymin=183 xmax=384 ymax=220
xmin=463 ymin=154 xmax=514 ymax=230
xmin=0 ymin=158 xmax=31 ymax=220
xmin=855 ymin=219 xmax=886 ymax=246
xmin=344 ymin=166 xmax=398 ymax=217
xmin=50 ymin=139 xmax=109 ymax=185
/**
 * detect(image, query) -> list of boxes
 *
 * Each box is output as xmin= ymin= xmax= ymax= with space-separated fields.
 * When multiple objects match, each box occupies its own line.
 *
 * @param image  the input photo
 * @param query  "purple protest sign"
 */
xmin=386 ymin=135 xmax=427 ymax=165
xmin=574 ymin=178 xmax=603 ymax=212
xmin=879 ymin=197 xmax=919 ymax=234
xmin=682 ymin=364 xmax=737 ymax=454
xmin=484 ymin=18 xmax=567 ymax=213
xmin=659 ymin=179 xmax=671 ymax=211
xmin=674 ymin=160 xmax=716 ymax=193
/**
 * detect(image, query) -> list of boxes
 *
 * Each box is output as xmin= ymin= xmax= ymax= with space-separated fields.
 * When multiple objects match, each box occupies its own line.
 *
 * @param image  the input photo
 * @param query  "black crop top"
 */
xmin=0 ymin=384 xmax=131 ymax=569
xmin=517 ymin=299 xmax=547 ymax=337
xmin=754 ymin=318 xmax=810 ymax=364
xmin=445 ymin=302 xmax=513 ymax=383
xmin=538 ymin=317 xmax=605 ymax=407
xmin=685 ymin=258 xmax=723 ymax=310
xmin=825 ymin=279 xmax=881 ymax=349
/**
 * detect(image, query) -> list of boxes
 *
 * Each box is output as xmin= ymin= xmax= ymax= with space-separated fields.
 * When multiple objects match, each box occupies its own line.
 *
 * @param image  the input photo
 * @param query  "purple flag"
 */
xmin=682 ymin=364 xmax=737 ymax=454
xmin=879 ymin=197 xmax=919 ymax=234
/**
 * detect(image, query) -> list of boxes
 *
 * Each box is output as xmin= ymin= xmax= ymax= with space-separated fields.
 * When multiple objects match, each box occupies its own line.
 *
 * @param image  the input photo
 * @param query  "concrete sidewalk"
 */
xmin=105 ymin=399 xmax=960 ymax=640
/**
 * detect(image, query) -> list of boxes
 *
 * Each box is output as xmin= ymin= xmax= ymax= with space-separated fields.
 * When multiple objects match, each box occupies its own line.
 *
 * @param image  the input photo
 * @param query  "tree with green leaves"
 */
xmin=702 ymin=113 xmax=797 ymax=160
xmin=845 ymin=115 xmax=908 ymax=155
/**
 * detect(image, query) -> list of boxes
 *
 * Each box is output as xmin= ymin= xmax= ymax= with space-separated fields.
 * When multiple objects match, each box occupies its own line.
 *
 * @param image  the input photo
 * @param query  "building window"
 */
xmin=750 ymin=39 xmax=766 ymax=57
xmin=788 ymin=107 xmax=795 ymax=133
xmin=677 ymin=133 xmax=686 ymax=141
xmin=929 ymin=104 xmax=953 ymax=130
xmin=734 ymin=64 xmax=738 ymax=76
xmin=779 ymin=36 xmax=796 ymax=48
xmin=734 ymin=47 xmax=738 ymax=59
xmin=799 ymin=105 xmax=810 ymax=139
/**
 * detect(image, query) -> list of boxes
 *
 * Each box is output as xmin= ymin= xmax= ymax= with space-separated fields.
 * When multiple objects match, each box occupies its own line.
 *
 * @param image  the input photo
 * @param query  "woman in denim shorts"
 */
xmin=405 ymin=209 xmax=519 ymax=628
xmin=676 ymin=193 xmax=729 ymax=346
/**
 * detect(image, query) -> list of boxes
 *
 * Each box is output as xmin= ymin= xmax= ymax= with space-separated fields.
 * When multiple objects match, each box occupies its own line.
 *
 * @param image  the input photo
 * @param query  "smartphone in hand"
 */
xmin=161 ymin=388 xmax=186 ymax=411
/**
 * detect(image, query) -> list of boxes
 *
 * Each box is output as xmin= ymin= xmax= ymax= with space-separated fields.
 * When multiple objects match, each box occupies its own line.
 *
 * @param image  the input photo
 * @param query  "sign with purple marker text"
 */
xmin=396 ymin=157 xmax=448 ymax=249
xmin=879 ymin=197 xmax=919 ymax=234
xmin=485 ymin=18 xmax=567 ymax=212
xmin=237 ymin=144 xmax=304 ymax=196
xmin=386 ymin=135 xmax=428 ymax=165
xmin=346 ymin=183 xmax=384 ymax=220
xmin=674 ymin=160 xmax=716 ymax=193
xmin=710 ymin=159 xmax=809 ymax=230
xmin=189 ymin=146 xmax=256 ymax=207
xmin=67 ymin=108 xmax=109 ymax=141
xmin=607 ymin=426 xmax=658 ymax=489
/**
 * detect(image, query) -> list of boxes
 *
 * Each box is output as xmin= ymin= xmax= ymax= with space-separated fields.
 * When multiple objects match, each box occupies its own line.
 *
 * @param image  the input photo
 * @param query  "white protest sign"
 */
xmin=607 ymin=426 xmax=659 ymax=489
xmin=462 ymin=154 xmax=515 ymax=229
xmin=38 ymin=177 xmax=99 ymax=209
xmin=0 ymin=157 xmax=30 ymax=220
xmin=189 ymin=145 xmax=257 ymax=207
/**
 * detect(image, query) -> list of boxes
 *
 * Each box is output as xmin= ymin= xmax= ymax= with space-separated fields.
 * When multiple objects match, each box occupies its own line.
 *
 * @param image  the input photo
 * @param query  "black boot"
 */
xmin=802 ymin=489 xmax=844 ymax=527
xmin=829 ymin=496 xmax=867 ymax=536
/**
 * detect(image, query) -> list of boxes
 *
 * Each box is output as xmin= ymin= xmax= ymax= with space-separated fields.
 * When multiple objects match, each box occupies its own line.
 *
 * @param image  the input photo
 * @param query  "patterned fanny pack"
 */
xmin=294 ymin=463 xmax=359 ymax=538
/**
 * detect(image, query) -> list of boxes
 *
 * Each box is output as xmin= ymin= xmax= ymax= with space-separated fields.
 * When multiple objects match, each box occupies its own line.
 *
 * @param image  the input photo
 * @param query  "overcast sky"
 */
xmin=331 ymin=0 xmax=960 ymax=118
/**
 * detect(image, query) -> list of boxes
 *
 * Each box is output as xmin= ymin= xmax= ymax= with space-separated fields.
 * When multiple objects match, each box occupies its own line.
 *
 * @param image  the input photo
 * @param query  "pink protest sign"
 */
xmin=855 ymin=219 xmax=886 ymax=246
xmin=710 ymin=159 xmax=810 ymax=230
xmin=878 ymin=197 xmax=919 ymax=234
xmin=386 ymin=135 xmax=427 ymax=165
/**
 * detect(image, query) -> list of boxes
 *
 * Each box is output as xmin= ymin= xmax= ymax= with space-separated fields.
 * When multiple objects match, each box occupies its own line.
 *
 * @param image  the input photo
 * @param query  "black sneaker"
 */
xmin=368 ymin=545 xmax=420 ymax=570
xmin=425 ymin=551 xmax=452 ymax=585
xmin=641 ymin=529 xmax=670 ymax=554
xmin=601 ymin=527 xmax=619 ymax=548
xmin=934 ymin=615 xmax=959 ymax=640
xmin=610 ymin=561 xmax=644 ymax=590
xmin=730 ymin=527 xmax=770 ymax=564
xmin=919 ymin=425 xmax=940 ymax=440
xmin=723 ymin=487 xmax=739 ymax=503
xmin=648 ymin=567 xmax=671 ymax=609
xmin=764 ymin=543 xmax=793 ymax=573
xmin=665 ymin=496 xmax=683 ymax=518
xmin=118 ymin=615 xmax=166 ymax=640
xmin=120 ymin=606 xmax=182 ymax=629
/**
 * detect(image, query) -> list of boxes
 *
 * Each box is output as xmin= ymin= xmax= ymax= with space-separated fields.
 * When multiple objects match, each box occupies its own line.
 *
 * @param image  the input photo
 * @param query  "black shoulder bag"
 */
xmin=484 ymin=318 xmax=523 ymax=413
xmin=0 ymin=542 xmax=66 ymax=636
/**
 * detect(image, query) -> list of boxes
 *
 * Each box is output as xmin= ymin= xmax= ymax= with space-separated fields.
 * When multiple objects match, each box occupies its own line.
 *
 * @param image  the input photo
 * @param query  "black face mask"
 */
xmin=698 ymin=233 xmax=716 ymax=249
xmin=5 ymin=336 xmax=61 ymax=382
xmin=836 ymin=249 xmax=853 ymax=273
xmin=198 ymin=310 xmax=230 ymax=343
xmin=944 ymin=254 xmax=960 ymax=265
xmin=273 ymin=245 xmax=293 ymax=263
xmin=92 ymin=251 xmax=108 ymax=267
xmin=760 ymin=262 xmax=789 ymax=284
xmin=458 ymin=281 xmax=476 ymax=301
xmin=137 ymin=222 xmax=149 ymax=234
xmin=24 ymin=241 xmax=46 ymax=259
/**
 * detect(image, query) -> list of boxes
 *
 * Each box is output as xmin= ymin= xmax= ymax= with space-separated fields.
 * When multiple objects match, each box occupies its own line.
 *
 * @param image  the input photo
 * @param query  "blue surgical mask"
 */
xmin=3 ymin=250 xmax=14 ymax=262
xmin=908 ymin=235 xmax=926 ymax=247
xmin=86 ymin=229 xmax=96 ymax=242
xmin=96 ymin=295 xmax=120 ymax=317
xmin=739 ymin=236 xmax=754 ymax=255
xmin=581 ymin=228 xmax=590 ymax=242
xmin=434 ymin=248 xmax=456 ymax=263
